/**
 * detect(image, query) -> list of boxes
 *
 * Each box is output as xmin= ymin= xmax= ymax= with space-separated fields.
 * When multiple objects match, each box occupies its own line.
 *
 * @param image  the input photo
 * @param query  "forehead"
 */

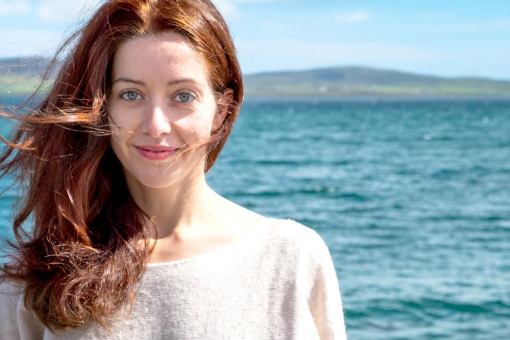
xmin=111 ymin=31 xmax=209 ymax=83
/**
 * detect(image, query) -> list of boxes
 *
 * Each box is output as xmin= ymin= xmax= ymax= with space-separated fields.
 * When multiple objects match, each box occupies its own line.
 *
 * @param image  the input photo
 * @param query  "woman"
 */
xmin=0 ymin=0 xmax=347 ymax=339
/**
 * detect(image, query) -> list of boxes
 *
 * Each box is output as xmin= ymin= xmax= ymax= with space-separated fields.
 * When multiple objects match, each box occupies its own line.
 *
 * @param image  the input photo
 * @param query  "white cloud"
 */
xmin=0 ymin=29 xmax=61 ymax=58
xmin=0 ymin=0 xmax=30 ymax=16
xmin=212 ymin=0 xmax=276 ymax=22
xmin=36 ymin=0 xmax=103 ymax=24
xmin=212 ymin=0 xmax=241 ymax=21
xmin=34 ymin=0 xmax=259 ymax=25
xmin=33 ymin=0 xmax=275 ymax=25
xmin=335 ymin=11 xmax=371 ymax=24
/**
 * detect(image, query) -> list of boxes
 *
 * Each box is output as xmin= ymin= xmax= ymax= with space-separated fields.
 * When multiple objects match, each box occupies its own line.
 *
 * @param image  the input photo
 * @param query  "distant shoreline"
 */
xmin=2 ymin=94 xmax=510 ymax=107
xmin=2 ymin=57 xmax=510 ymax=99
xmin=242 ymin=94 xmax=510 ymax=102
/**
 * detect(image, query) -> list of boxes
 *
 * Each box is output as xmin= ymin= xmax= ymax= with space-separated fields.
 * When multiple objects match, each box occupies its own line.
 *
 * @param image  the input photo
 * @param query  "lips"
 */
xmin=135 ymin=145 xmax=180 ymax=161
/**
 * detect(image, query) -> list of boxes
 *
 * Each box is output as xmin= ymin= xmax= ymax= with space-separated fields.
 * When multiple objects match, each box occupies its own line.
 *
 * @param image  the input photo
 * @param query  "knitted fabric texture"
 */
xmin=0 ymin=218 xmax=347 ymax=340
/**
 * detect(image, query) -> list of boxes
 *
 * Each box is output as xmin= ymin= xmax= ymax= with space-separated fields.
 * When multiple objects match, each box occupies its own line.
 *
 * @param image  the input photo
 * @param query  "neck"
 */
xmin=125 ymin=168 xmax=223 ymax=239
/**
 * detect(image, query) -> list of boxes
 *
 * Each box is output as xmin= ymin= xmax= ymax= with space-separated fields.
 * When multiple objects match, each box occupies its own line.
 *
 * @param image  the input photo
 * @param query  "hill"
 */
xmin=245 ymin=67 xmax=510 ymax=98
xmin=0 ymin=57 xmax=52 ymax=96
xmin=1 ymin=57 xmax=509 ymax=98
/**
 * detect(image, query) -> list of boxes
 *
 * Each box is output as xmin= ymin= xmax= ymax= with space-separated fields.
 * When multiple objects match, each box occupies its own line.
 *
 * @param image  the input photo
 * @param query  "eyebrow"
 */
xmin=110 ymin=77 xmax=201 ymax=86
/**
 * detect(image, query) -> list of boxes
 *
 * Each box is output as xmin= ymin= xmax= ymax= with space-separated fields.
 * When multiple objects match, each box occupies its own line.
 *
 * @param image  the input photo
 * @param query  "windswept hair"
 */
xmin=0 ymin=0 xmax=243 ymax=331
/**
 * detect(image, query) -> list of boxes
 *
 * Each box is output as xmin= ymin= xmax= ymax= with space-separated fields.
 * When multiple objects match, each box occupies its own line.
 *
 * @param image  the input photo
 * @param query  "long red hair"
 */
xmin=0 ymin=0 xmax=243 ymax=331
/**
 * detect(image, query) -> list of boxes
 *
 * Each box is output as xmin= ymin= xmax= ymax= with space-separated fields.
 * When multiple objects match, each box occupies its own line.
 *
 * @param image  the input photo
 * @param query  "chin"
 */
xmin=117 ymin=150 xmax=206 ymax=191
xmin=125 ymin=164 xmax=206 ymax=192
xmin=127 ymin=169 xmax=183 ymax=189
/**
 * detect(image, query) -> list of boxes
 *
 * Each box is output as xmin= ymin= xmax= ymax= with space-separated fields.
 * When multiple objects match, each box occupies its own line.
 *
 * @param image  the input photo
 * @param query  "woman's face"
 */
xmin=108 ymin=32 xmax=225 ymax=190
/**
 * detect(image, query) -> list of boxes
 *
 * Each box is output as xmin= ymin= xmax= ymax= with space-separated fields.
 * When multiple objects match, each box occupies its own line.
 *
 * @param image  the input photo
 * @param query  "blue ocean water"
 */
xmin=1 ymin=96 xmax=510 ymax=339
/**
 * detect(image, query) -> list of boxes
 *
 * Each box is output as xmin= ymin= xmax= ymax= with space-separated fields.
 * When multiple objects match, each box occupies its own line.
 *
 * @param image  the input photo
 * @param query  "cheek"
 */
xmin=188 ymin=119 xmax=213 ymax=138
xmin=108 ymin=106 xmax=138 ymax=137
xmin=187 ymin=107 xmax=217 ymax=138
xmin=107 ymin=105 xmax=121 ymax=129
xmin=107 ymin=109 xmax=130 ymax=155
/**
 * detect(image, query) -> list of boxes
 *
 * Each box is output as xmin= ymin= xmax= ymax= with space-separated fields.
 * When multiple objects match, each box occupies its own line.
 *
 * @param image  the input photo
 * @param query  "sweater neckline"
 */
xmin=145 ymin=217 xmax=274 ymax=268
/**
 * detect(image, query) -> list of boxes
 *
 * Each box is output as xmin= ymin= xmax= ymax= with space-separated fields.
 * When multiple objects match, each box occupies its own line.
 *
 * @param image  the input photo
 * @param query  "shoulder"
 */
xmin=0 ymin=279 xmax=45 ymax=339
xmin=0 ymin=279 xmax=25 ymax=338
xmin=264 ymin=218 xmax=329 ymax=251
xmin=262 ymin=218 xmax=333 ymax=268
xmin=0 ymin=279 xmax=24 ymax=310
xmin=261 ymin=218 xmax=342 ymax=305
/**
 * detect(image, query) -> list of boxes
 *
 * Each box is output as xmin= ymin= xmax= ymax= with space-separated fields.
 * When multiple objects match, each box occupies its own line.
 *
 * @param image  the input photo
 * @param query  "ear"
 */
xmin=212 ymin=88 xmax=234 ymax=132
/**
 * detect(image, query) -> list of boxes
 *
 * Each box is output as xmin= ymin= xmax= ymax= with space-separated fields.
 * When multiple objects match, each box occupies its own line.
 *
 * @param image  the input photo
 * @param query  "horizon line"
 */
xmin=1 ymin=55 xmax=510 ymax=83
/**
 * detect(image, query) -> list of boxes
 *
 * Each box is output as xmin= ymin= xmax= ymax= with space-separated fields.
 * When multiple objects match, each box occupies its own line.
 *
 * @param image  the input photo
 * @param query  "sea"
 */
xmin=1 ymin=95 xmax=509 ymax=339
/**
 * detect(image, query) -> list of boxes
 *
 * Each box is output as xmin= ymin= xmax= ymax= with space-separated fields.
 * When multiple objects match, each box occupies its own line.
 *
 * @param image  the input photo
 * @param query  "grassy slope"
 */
xmin=0 ymin=57 xmax=51 ymax=97
xmin=245 ymin=67 xmax=510 ymax=97
xmin=2 ymin=57 xmax=509 ymax=98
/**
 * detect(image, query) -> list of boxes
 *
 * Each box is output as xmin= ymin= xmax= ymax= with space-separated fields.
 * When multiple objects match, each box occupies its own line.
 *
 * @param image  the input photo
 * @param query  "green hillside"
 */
xmin=0 ymin=57 xmax=52 ymax=96
xmin=245 ymin=67 xmax=510 ymax=97
xmin=1 ymin=57 xmax=509 ymax=98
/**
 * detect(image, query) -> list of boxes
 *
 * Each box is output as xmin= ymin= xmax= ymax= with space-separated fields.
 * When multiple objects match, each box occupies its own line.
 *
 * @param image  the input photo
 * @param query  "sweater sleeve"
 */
xmin=0 ymin=281 xmax=45 ymax=340
xmin=306 ymin=232 xmax=348 ymax=340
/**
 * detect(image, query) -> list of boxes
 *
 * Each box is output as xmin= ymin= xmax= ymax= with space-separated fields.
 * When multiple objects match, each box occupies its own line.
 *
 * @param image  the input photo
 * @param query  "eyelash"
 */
xmin=119 ymin=90 xmax=196 ymax=103
xmin=120 ymin=90 xmax=143 ymax=101
xmin=174 ymin=91 xmax=196 ymax=103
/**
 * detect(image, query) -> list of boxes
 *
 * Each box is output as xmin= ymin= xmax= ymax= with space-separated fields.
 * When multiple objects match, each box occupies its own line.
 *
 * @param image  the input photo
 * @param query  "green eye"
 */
xmin=121 ymin=91 xmax=142 ymax=101
xmin=176 ymin=92 xmax=195 ymax=103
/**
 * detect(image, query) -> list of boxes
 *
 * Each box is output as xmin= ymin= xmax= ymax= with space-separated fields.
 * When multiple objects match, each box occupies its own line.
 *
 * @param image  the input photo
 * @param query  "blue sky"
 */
xmin=0 ymin=0 xmax=509 ymax=79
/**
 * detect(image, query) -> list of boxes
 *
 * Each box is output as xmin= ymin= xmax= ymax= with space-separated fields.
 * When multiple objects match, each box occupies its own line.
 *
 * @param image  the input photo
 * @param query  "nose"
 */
xmin=142 ymin=102 xmax=171 ymax=138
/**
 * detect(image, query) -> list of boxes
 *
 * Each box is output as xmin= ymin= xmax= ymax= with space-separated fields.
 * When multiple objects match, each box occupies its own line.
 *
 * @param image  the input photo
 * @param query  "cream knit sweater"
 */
xmin=0 ymin=218 xmax=347 ymax=339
